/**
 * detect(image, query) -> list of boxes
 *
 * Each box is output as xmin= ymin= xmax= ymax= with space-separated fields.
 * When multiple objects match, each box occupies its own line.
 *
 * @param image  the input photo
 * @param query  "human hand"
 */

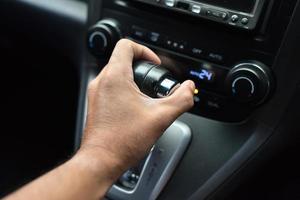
xmin=78 ymin=39 xmax=195 ymax=181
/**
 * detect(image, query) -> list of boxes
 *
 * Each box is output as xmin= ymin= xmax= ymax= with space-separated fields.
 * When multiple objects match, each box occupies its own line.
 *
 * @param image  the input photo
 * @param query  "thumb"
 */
xmin=159 ymin=80 xmax=195 ymax=116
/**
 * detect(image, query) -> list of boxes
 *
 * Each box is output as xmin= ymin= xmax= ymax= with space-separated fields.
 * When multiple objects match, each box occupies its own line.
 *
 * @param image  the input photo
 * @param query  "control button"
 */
xmin=131 ymin=26 xmax=148 ymax=40
xmin=176 ymin=1 xmax=190 ymax=10
xmin=211 ymin=11 xmax=227 ymax=20
xmin=163 ymin=38 xmax=187 ymax=51
xmin=197 ymin=91 xmax=225 ymax=111
xmin=166 ymin=39 xmax=172 ymax=46
xmin=191 ymin=5 xmax=201 ymax=14
xmin=194 ymin=88 xmax=199 ymax=95
xmin=188 ymin=47 xmax=204 ymax=58
xmin=193 ymin=95 xmax=201 ymax=103
xmin=174 ymin=42 xmax=186 ymax=51
xmin=207 ymin=53 xmax=225 ymax=63
xmin=156 ymin=77 xmax=180 ymax=97
xmin=173 ymin=42 xmax=179 ymax=48
xmin=206 ymin=96 xmax=223 ymax=110
xmin=241 ymin=17 xmax=249 ymax=25
xmin=231 ymin=15 xmax=239 ymax=23
xmin=206 ymin=9 xmax=228 ymax=20
xmin=221 ymin=13 xmax=228 ymax=20
xmin=165 ymin=0 xmax=175 ymax=7
xmin=148 ymin=32 xmax=160 ymax=43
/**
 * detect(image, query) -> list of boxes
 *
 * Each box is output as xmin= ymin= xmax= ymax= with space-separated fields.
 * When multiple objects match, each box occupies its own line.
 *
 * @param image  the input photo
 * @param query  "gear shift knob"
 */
xmin=133 ymin=61 xmax=180 ymax=98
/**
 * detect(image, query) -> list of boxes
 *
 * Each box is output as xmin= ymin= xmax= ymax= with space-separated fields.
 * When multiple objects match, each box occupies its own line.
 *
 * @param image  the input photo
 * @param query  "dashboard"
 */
xmin=77 ymin=0 xmax=300 ymax=199
xmin=86 ymin=0 xmax=292 ymax=122
xmin=0 ymin=0 xmax=300 ymax=199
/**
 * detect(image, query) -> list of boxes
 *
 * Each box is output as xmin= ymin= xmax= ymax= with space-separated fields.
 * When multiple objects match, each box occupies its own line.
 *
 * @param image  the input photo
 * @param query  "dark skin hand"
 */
xmin=4 ymin=39 xmax=195 ymax=200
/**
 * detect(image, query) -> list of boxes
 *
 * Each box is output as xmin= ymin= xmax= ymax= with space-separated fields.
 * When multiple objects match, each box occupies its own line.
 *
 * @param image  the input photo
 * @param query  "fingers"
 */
xmin=108 ymin=39 xmax=161 ymax=71
xmin=159 ymin=80 xmax=195 ymax=117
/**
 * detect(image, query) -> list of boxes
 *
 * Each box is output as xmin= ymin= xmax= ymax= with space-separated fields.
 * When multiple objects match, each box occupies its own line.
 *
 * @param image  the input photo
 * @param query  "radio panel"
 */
xmin=131 ymin=0 xmax=266 ymax=30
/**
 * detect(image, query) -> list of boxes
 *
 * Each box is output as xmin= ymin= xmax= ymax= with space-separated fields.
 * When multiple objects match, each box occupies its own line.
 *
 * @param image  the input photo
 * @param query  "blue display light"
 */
xmin=189 ymin=69 xmax=215 ymax=82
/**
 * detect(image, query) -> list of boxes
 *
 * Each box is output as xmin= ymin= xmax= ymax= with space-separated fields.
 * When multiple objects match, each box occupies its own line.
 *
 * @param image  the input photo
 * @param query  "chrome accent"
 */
xmin=79 ymin=72 xmax=191 ymax=200
xmin=232 ymin=62 xmax=271 ymax=104
xmin=107 ymin=121 xmax=192 ymax=200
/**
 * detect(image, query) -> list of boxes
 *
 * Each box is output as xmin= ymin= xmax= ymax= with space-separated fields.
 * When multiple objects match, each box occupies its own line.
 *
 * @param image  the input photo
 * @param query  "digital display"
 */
xmin=189 ymin=69 xmax=215 ymax=83
xmin=195 ymin=0 xmax=257 ymax=13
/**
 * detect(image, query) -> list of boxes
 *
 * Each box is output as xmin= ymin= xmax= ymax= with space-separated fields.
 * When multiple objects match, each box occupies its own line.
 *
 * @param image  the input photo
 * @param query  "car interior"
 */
xmin=1 ymin=0 xmax=300 ymax=199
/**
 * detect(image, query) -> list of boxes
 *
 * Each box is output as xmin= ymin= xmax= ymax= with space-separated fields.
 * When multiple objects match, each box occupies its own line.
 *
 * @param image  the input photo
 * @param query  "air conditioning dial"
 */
xmin=226 ymin=62 xmax=274 ymax=106
xmin=87 ymin=19 xmax=122 ymax=58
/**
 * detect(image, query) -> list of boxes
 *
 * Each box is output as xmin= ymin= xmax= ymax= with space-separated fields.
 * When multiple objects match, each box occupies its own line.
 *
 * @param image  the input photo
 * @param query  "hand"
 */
xmin=2 ymin=39 xmax=195 ymax=200
xmin=79 ymin=39 xmax=195 ymax=181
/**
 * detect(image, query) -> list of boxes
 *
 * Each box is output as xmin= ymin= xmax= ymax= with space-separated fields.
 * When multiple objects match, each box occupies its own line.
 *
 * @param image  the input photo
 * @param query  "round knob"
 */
xmin=87 ymin=19 xmax=122 ymax=58
xmin=133 ymin=61 xmax=180 ymax=98
xmin=226 ymin=61 xmax=274 ymax=106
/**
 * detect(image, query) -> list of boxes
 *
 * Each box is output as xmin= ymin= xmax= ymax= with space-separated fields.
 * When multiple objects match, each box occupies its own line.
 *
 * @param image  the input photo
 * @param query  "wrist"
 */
xmin=70 ymin=148 xmax=125 ymax=188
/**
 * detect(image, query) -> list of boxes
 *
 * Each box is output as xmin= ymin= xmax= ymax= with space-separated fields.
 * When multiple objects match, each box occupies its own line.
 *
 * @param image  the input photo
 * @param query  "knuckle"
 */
xmin=186 ymin=81 xmax=195 ymax=91
xmin=98 ymin=73 xmax=115 ymax=89
xmin=181 ymin=91 xmax=190 ymax=101
xmin=116 ymin=38 xmax=133 ymax=48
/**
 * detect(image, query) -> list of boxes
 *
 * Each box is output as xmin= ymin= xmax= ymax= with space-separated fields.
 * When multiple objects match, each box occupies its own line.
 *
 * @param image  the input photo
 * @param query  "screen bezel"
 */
xmin=131 ymin=0 xmax=267 ymax=30
xmin=189 ymin=0 xmax=262 ymax=16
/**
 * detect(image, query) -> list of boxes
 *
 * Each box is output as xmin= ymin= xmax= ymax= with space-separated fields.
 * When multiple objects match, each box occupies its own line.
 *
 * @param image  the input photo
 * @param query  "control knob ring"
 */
xmin=226 ymin=61 xmax=274 ymax=106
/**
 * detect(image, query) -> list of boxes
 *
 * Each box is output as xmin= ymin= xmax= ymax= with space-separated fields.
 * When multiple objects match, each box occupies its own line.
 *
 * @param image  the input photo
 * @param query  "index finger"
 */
xmin=108 ymin=39 xmax=161 ymax=70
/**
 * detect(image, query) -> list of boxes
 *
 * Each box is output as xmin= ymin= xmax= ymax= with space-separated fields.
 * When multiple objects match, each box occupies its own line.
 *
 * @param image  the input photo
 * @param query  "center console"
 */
xmin=86 ymin=0 xmax=292 ymax=122
xmin=77 ymin=0 xmax=299 ymax=199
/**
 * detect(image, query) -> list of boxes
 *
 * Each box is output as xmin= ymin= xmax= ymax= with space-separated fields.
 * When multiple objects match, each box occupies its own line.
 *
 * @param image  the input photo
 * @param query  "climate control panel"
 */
xmin=87 ymin=18 xmax=275 ymax=122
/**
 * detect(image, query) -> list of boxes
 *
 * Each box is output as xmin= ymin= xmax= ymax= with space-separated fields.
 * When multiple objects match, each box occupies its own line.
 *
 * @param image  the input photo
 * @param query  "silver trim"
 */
xmin=191 ymin=4 xmax=201 ymax=14
xmin=165 ymin=0 xmax=175 ymax=7
xmin=89 ymin=32 xmax=107 ymax=48
xmin=81 ymin=73 xmax=98 ymax=130
xmin=232 ymin=62 xmax=271 ymax=105
xmin=101 ymin=18 xmax=123 ymax=38
xmin=132 ymin=0 xmax=266 ymax=30
xmin=169 ymin=0 xmax=261 ymax=16
xmin=232 ymin=77 xmax=255 ymax=94
xmin=167 ymin=83 xmax=181 ymax=96
xmin=233 ymin=63 xmax=271 ymax=82
xmin=80 ymin=72 xmax=192 ymax=200
xmin=107 ymin=121 xmax=192 ymax=200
